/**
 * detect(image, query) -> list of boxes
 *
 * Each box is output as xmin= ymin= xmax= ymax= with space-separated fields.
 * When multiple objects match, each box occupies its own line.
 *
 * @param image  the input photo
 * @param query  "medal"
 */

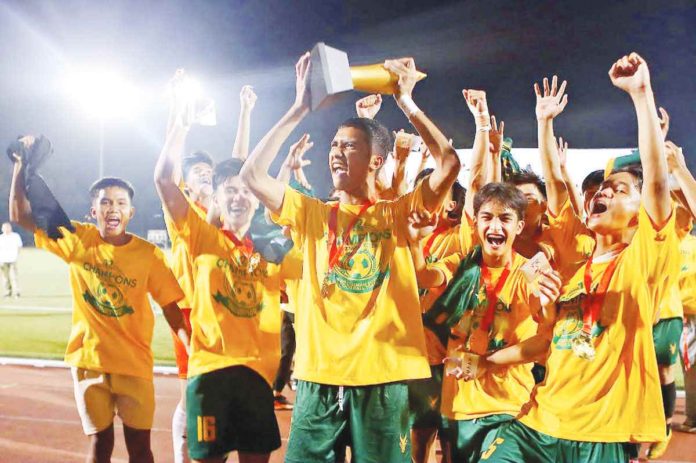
xmin=465 ymin=254 xmax=514 ymax=355
xmin=247 ymin=252 xmax=260 ymax=274
xmin=571 ymin=331 xmax=595 ymax=360
xmin=574 ymin=246 xmax=626 ymax=361
xmin=223 ymin=230 xmax=259 ymax=275
xmin=322 ymin=200 xmax=373 ymax=299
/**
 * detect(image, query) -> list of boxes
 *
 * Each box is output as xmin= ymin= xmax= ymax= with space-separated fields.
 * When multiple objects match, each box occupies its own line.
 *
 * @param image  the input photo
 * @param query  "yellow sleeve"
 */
xmin=546 ymin=198 xmax=594 ymax=269
xmin=279 ymin=245 xmax=303 ymax=282
xmin=271 ymin=185 xmax=324 ymax=241
xmin=458 ymin=214 xmax=476 ymax=255
xmin=33 ymin=221 xmax=87 ymax=263
xmin=147 ymin=246 xmax=185 ymax=307
xmin=430 ymin=253 xmax=463 ymax=287
xmin=173 ymin=205 xmax=223 ymax=258
xmin=626 ymin=205 xmax=681 ymax=318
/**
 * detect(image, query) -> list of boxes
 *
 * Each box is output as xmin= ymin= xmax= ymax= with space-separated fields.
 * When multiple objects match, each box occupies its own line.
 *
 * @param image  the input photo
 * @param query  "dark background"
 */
xmin=1 ymin=0 xmax=694 ymax=241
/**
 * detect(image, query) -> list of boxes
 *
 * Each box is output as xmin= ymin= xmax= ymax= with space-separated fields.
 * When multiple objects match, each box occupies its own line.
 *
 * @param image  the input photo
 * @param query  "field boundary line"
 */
xmin=0 ymin=304 xmax=72 ymax=313
xmin=0 ymin=356 xmax=178 ymax=375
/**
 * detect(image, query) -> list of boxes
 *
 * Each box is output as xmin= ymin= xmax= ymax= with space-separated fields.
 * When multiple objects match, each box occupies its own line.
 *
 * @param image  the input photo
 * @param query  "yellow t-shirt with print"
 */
xmin=175 ymin=206 xmax=286 ymax=385
xmin=163 ymin=197 xmax=208 ymax=308
xmin=419 ymin=220 xmax=475 ymax=365
xmin=272 ymin=184 xmax=432 ymax=386
xmin=35 ymin=221 xmax=184 ymax=380
xmin=518 ymin=206 xmax=680 ymax=443
xmin=434 ymin=252 xmax=540 ymax=420
xmin=680 ymin=234 xmax=696 ymax=316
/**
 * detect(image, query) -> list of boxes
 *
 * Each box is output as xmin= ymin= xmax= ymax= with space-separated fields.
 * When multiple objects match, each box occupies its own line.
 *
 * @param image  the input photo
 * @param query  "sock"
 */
xmin=662 ymin=382 xmax=676 ymax=434
xmin=172 ymin=402 xmax=190 ymax=463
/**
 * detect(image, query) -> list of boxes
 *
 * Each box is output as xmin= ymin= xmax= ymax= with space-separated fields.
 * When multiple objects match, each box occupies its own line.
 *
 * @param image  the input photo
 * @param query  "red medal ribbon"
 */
xmin=327 ymin=201 xmax=373 ymax=274
xmin=581 ymin=247 xmax=626 ymax=335
xmin=222 ymin=230 xmax=255 ymax=261
xmin=422 ymin=224 xmax=450 ymax=261
xmin=479 ymin=253 xmax=515 ymax=333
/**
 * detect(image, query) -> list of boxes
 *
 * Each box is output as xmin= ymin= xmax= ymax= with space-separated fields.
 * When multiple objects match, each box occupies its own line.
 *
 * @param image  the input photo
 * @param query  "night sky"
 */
xmin=1 ymin=0 xmax=694 ymax=239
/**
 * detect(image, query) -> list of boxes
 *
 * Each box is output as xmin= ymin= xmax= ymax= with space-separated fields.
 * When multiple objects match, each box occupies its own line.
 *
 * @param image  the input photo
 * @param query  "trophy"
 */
xmin=309 ymin=42 xmax=427 ymax=111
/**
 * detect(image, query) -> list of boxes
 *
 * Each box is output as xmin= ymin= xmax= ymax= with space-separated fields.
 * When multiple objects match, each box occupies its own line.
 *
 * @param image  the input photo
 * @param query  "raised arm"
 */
xmin=535 ymin=75 xmax=569 ymax=216
xmin=231 ymin=85 xmax=257 ymax=161
xmin=609 ymin=53 xmax=670 ymax=224
xmin=666 ymin=141 xmax=696 ymax=220
xmin=8 ymin=149 xmax=36 ymax=231
xmin=384 ymin=58 xmax=460 ymax=212
xmin=462 ymin=89 xmax=490 ymax=219
xmin=241 ymin=53 xmax=311 ymax=215
xmin=488 ymin=115 xmax=504 ymax=183
xmin=557 ymin=137 xmax=583 ymax=216
xmin=355 ymin=94 xmax=382 ymax=119
xmin=154 ymin=78 xmax=192 ymax=226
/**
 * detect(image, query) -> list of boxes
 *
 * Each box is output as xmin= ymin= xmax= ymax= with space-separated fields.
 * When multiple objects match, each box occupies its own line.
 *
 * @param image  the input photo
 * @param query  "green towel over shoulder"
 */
xmin=423 ymin=246 xmax=484 ymax=348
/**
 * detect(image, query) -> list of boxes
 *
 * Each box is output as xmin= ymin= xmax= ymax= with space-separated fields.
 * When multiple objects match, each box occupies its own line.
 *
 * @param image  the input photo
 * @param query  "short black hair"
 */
xmin=338 ymin=117 xmax=392 ymax=158
xmin=182 ymin=150 xmax=214 ymax=180
xmin=414 ymin=168 xmax=434 ymax=185
xmin=474 ymin=182 xmax=527 ymax=221
xmin=213 ymin=158 xmax=244 ymax=189
xmin=581 ymin=170 xmax=604 ymax=194
xmin=89 ymin=177 xmax=135 ymax=200
xmin=611 ymin=165 xmax=643 ymax=191
xmin=508 ymin=169 xmax=547 ymax=200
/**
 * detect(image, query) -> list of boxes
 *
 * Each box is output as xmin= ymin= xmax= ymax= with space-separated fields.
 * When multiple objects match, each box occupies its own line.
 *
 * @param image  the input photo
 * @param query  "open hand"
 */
xmin=406 ymin=209 xmax=436 ymax=244
xmin=285 ymin=133 xmax=313 ymax=171
xmin=294 ymin=52 xmax=311 ymax=110
xmin=534 ymin=75 xmax=568 ymax=121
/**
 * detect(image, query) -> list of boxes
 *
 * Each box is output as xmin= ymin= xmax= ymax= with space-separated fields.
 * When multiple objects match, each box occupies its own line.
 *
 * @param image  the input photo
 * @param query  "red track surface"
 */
xmin=0 ymin=364 xmax=694 ymax=462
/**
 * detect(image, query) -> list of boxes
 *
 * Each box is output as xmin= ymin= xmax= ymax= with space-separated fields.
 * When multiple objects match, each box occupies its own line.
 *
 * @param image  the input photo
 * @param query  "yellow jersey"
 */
xmin=680 ymin=234 xmax=696 ymax=316
xmin=519 ymin=206 xmax=680 ymax=443
xmin=434 ymin=253 xmax=540 ymax=420
xmin=163 ymin=198 xmax=208 ymax=308
xmin=175 ymin=206 xmax=288 ymax=385
xmin=35 ymin=221 xmax=184 ymax=380
xmin=271 ymin=184 xmax=432 ymax=385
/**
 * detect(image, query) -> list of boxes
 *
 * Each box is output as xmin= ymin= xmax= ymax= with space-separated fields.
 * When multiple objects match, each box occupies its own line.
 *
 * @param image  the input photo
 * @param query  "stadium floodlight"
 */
xmin=64 ymin=68 xmax=142 ymax=119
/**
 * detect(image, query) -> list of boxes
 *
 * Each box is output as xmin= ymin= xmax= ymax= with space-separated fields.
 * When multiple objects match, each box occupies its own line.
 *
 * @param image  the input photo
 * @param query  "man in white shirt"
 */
xmin=0 ymin=222 xmax=23 ymax=297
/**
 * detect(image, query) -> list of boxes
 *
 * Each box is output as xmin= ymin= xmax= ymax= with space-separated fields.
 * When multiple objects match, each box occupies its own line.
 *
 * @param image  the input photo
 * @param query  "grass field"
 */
xmin=0 ymin=248 xmax=687 ymax=387
xmin=0 ymin=248 xmax=175 ymax=365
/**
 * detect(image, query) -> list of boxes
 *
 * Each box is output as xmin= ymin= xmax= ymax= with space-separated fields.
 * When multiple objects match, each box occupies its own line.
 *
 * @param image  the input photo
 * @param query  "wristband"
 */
xmin=398 ymin=95 xmax=421 ymax=117
xmin=475 ymin=111 xmax=491 ymax=131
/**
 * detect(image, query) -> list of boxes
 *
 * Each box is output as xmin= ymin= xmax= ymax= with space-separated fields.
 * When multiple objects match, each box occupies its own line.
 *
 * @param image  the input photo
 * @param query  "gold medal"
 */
xmin=571 ymin=331 xmax=595 ymax=361
xmin=247 ymin=253 xmax=260 ymax=274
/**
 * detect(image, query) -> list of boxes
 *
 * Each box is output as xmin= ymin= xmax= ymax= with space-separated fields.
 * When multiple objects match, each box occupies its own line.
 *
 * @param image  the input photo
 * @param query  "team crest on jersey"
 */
xmin=330 ymin=242 xmax=389 ymax=294
xmin=552 ymin=281 xmax=606 ymax=350
xmin=399 ymin=434 xmax=408 ymax=454
xmin=82 ymin=261 xmax=136 ymax=317
xmin=213 ymin=258 xmax=264 ymax=317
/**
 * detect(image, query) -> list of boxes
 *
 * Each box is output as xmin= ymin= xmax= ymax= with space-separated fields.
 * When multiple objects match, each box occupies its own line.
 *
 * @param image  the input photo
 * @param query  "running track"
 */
xmin=0 ymin=364 xmax=694 ymax=462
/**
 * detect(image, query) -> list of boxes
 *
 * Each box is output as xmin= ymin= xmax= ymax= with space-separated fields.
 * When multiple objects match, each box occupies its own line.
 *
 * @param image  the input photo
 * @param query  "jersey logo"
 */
xmin=428 ymin=395 xmax=439 ymax=410
xmin=214 ymin=280 xmax=263 ymax=318
xmin=670 ymin=343 xmax=677 ymax=355
xmin=83 ymin=284 xmax=134 ymax=318
xmin=399 ymin=434 xmax=408 ymax=454
xmin=553 ymin=289 xmax=606 ymax=350
xmin=330 ymin=241 xmax=390 ymax=294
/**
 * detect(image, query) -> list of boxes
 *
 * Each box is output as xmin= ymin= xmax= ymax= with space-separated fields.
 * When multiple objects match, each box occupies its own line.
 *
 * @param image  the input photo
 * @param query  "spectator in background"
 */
xmin=0 ymin=222 xmax=22 ymax=298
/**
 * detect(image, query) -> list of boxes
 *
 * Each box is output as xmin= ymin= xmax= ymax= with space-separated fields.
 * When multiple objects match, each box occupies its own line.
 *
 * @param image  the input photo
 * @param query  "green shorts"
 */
xmin=186 ymin=365 xmax=280 ymax=459
xmin=286 ymin=380 xmax=411 ymax=463
xmin=653 ymin=317 xmax=684 ymax=366
xmin=447 ymin=414 xmax=514 ymax=463
xmin=409 ymin=364 xmax=447 ymax=430
xmin=479 ymin=420 xmax=634 ymax=462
